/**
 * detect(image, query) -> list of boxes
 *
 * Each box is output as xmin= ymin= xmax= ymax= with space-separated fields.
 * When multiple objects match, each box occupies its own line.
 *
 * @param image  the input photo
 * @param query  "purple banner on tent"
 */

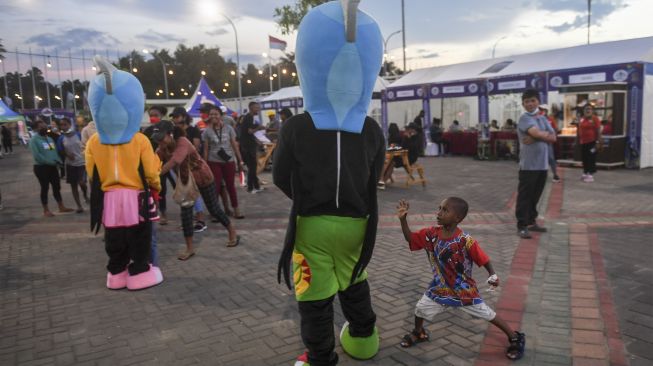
xmin=626 ymin=84 xmax=642 ymax=167
xmin=548 ymin=63 xmax=644 ymax=90
xmin=429 ymin=80 xmax=483 ymax=98
xmin=486 ymin=73 xmax=546 ymax=95
xmin=20 ymin=108 xmax=75 ymax=122
xmin=385 ymin=85 xmax=428 ymax=102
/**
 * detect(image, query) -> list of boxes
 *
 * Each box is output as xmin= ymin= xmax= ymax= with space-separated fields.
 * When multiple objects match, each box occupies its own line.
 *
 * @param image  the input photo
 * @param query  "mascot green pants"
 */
xmin=293 ymin=216 xmax=378 ymax=364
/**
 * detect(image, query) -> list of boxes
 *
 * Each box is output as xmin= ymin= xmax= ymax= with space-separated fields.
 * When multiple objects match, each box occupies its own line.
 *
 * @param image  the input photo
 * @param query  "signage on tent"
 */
xmin=41 ymin=108 xmax=53 ymax=117
xmin=569 ymin=72 xmax=606 ymax=84
xmin=498 ymin=80 xmax=526 ymax=91
xmin=613 ymin=70 xmax=628 ymax=82
xmin=396 ymin=90 xmax=415 ymax=98
xmin=443 ymin=85 xmax=465 ymax=94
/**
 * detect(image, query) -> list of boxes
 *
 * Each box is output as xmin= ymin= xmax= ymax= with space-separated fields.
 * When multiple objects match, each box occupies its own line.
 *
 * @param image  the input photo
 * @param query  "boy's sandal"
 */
xmin=400 ymin=329 xmax=429 ymax=348
xmin=177 ymin=249 xmax=195 ymax=261
xmin=506 ymin=331 xmax=526 ymax=360
xmin=226 ymin=235 xmax=241 ymax=247
xmin=234 ymin=214 xmax=245 ymax=219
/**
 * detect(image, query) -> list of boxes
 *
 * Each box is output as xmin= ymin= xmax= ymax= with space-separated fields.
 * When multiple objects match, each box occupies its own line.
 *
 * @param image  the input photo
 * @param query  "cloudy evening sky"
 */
xmin=0 ymin=0 xmax=651 ymax=84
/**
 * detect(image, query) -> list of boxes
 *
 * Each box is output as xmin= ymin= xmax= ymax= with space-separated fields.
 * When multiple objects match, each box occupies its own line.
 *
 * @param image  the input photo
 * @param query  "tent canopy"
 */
xmin=0 ymin=99 xmax=25 ymax=123
xmin=261 ymin=76 xmax=389 ymax=104
xmin=390 ymin=36 xmax=653 ymax=88
xmin=184 ymin=77 xmax=234 ymax=116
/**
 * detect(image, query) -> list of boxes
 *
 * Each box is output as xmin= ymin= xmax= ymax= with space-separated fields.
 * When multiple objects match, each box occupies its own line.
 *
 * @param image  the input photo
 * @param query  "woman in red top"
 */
xmin=154 ymin=125 xmax=240 ymax=260
xmin=577 ymin=105 xmax=602 ymax=182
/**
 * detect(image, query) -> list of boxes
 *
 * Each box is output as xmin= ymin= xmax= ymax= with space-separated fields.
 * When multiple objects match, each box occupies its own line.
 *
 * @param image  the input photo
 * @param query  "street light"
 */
xmin=220 ymin=14 xmax=243 ymax=113
xmin=143 ymin=48 xmax=169 ymax=98
xmin=383 ymin=30 xmax=401 ymax=75
xmin=492 ymin=36 xmax=507 ymax=59
xmin=201 ymin=70 xmax=206 ymax=76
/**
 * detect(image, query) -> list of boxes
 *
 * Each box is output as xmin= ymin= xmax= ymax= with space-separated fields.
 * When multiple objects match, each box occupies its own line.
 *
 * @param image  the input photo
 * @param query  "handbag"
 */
xmin=172 ymin=157 xmax=200 ymax=208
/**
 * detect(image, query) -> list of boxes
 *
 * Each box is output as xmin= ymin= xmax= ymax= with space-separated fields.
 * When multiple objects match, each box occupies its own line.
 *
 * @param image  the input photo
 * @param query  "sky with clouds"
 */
xmin=0 ymin=0 xmax=651 ymax=84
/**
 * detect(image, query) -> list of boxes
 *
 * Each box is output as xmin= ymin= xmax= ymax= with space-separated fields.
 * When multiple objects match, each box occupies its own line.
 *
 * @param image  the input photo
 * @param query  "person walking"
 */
xmin=515 ymin=89 xmax=556 ymax=239
xmin=29 ymin=119 xmax=74 ymax=217
xmin=57 ymin=117 xmax=89 ymax=213
xmin=202 ymin=106 xmax=245 ymax=219
xmin=239 ymin=101 xmax=265 ymax=194
xmin=578 ymin=104 xmax=602 ymax=183
xmin=153 ymin=124 xmax=240 ymax=260
xmin=1 ymin=125 xmax=12 ymax=154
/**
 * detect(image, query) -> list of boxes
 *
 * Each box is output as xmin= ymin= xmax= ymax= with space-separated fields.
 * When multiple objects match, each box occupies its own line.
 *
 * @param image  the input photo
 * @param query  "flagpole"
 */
xmin=268 ymin=43 xmax=273 ymax=92
xmin=16 ymin=48 xmax=25 ymax=110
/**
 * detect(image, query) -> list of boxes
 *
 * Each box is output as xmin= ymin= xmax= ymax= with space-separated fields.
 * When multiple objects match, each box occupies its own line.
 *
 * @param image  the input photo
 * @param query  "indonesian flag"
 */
xmin=269 ymin=35 xmax=287 ymax=51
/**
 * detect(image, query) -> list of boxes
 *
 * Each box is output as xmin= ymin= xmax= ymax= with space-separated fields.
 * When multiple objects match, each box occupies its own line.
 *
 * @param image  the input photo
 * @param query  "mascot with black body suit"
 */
xmin=273 ymin=1 xmax=385 ymax=365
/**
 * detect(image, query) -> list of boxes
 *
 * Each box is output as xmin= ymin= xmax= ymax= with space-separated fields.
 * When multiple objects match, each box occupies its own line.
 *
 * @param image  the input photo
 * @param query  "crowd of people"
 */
xmin=19 ymin=97 xmax=289 ymax=265
xmin=2 ymin=80 xmax=611 ymax=364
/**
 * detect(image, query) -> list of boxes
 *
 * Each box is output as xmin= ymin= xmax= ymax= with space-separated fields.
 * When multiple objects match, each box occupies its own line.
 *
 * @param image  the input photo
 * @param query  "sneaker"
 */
xmin=377 ymin=181 xmax=386 ymax=190
xmin=294 ymin=352 xmax=309 ymax=366
xmin=583 ymin=175 xmax=594 ymax=183
xmin=581 ymin=173 xmax=588 ymax=181
xmin=528 ymin=224 xmax=547 ymax=232
xmin=252 ymin=187 xmax=265 ymax=194
xmin=518 ymin=228 xmax=532 ymax=239
xmin=193 ymin=221 xmax=207 ymax=233
xmin=552 ymin=175 xmax=561 ymax=183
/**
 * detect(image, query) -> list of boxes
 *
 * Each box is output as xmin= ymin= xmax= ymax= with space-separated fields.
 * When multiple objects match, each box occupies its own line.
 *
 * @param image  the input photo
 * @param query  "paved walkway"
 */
xmin=0 ymin=148 xmax=651 ymax=365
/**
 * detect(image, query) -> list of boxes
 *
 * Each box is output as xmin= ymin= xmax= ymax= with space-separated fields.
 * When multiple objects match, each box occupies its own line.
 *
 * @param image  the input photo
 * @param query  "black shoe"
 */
xmin=518 ymin=228 xmax=532 ymax=239
xmin=528 ymin=224 xmax=547 ymax=232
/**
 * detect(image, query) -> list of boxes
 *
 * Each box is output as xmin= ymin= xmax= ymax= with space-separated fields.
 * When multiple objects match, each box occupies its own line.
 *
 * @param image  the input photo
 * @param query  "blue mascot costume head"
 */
xmin=295 ymin=0 xmax=383 ymax=133
xmin=88 ymin=56 xmax=144 ymax=145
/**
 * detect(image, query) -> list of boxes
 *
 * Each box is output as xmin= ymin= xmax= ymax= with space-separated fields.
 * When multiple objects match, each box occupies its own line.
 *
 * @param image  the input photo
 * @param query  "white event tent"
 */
xmin=383 ymin=36 xmax=653 ymax=168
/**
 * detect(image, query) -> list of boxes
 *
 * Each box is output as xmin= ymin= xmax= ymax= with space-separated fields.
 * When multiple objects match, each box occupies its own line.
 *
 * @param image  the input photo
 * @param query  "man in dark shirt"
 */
xmin=239 ymin=101 xmax=265 ymax=193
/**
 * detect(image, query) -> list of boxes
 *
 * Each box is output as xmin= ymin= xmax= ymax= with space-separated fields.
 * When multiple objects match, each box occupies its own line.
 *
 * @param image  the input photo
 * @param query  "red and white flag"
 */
xmin=269 ymin=35 xmax=287 ymax=51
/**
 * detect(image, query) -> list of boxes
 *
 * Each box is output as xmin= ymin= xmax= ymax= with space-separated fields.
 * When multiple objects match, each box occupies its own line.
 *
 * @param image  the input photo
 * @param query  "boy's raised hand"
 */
xmin=397 ymin=199 xmax=409 ymax=219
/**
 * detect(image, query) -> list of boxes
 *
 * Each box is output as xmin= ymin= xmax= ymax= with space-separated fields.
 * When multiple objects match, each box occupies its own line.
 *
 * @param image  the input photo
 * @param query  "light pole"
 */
xmin=0 ymin=59 xmax=8 ymax=103
xmin=384 ymin=30 xmax=401 ymax=76
xmin=221 ymin=14 xmax=243 ymax=113
xmin=143 ymin=49 xmax=169 ymax=99
xmin=491 ymin=36 xmax=507 ymax=59
xmin=587 ymin=0 xmax=592 ymax=44
xmin=401 ymin=0 xmax=406 ymax=72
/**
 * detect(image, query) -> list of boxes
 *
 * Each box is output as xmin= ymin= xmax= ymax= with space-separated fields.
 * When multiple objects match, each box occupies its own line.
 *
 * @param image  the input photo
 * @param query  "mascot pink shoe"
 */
xmin=126 ymin=265 xmax=163 ymax=290
xmin=106 ymin=269 xmax=128 ymax=290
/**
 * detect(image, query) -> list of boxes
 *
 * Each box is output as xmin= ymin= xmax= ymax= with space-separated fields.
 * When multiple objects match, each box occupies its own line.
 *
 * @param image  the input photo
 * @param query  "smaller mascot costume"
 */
xmin=85 ymin=56 xmax=164 ymax=291
xmin=273 ymin=1 xmax=385 ymax=365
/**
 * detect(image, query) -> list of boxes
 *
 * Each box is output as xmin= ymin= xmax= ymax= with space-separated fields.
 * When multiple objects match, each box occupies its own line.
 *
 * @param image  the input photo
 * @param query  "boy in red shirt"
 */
xmin=397 ymin=197 xmax=525 ymax=360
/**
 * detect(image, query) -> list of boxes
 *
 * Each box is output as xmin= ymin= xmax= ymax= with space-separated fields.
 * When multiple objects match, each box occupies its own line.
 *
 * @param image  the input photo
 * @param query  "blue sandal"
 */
xmin=506 ymin=331 xmax=525 ymax=360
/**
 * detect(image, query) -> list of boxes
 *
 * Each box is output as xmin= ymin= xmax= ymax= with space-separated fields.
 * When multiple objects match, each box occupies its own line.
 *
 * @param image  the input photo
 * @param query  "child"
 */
xmin=397 ymin=197 xmax=526 ymax=360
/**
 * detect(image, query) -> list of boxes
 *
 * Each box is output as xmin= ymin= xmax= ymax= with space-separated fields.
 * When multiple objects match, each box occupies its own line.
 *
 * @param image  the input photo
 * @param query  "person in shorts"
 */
xmin=397 ymin=197 xmax=526 ymax=361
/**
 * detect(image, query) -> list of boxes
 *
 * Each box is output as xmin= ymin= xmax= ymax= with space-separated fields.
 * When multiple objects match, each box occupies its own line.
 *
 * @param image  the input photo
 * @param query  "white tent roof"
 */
xmin=261 ymin=86 xmax=302 ymax=102
xmin=261 ymin=77 xmax=390 ymax=102
xmin=390 ymin=36 xmax=653 ymax=88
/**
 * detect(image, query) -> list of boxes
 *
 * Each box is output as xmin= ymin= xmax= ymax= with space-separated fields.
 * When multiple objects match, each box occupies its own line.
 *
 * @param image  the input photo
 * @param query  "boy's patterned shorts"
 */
xmin=414 ymin=294 xmax=496 ymax=321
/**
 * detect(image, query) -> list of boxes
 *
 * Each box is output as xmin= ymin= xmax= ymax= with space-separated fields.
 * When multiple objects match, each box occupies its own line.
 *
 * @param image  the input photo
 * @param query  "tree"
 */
xmin=380 ymin=60 xmax=405 ymax=77
xmin=274 ymin=0 xmax=329 ymax=35
xmin=0 ymin=38 xmax=6 ymax=60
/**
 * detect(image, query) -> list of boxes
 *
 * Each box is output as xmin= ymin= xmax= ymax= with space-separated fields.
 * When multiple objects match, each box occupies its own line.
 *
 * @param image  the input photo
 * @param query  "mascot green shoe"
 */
xmin=340 ymin=321 xmax=379 ymax=360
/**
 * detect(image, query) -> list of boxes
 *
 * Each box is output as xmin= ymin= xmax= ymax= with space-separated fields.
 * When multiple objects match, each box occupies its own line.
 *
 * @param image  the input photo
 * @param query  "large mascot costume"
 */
xmin=85 ymin=56 xmax=163 ymax=291
xmin=272 ymin=1 xmax=385 ymax=365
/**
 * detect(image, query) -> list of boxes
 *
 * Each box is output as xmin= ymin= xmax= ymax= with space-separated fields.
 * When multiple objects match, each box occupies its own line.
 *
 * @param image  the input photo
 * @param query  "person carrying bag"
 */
xmin=152 ymin=124 xmax=240 ymax=261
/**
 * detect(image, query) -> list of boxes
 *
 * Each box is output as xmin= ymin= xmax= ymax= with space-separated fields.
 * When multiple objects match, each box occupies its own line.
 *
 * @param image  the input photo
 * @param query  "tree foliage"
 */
xmin=0 ymin=43 xmax=300 ymax=111
xmin=274 ymin=0 xmax=329 ymax=35
xmin=0 ymin=38 xmax=6 ymax=60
